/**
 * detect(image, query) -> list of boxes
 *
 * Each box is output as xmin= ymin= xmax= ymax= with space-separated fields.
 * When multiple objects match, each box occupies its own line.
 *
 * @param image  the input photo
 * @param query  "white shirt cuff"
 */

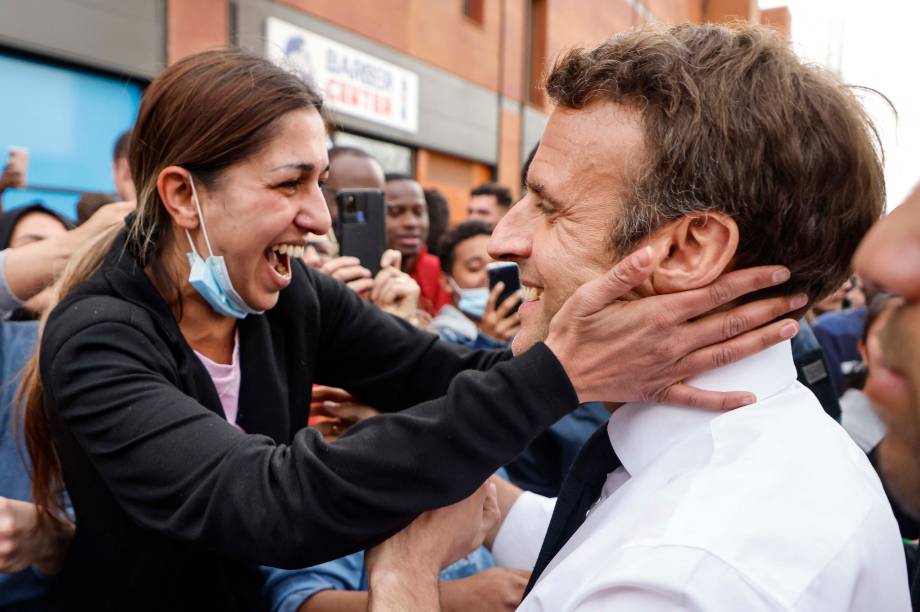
xmin=492 ymin=491 xmax=556 ymax=570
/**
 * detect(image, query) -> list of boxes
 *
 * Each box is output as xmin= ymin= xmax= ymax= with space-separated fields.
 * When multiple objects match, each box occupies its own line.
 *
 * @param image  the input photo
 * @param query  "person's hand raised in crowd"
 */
xmin=320 ymin=256 xmax=374 ymax=296
xmin=0 ymin=158 xmax=26 ymax=191
xmin=78 ymin=200 xmax=135 ymax=236
xmin=440 ymin=567 xmax=531 ymax=612
xmin=308 ymin=385 xmax=381 ymax=443
xmin=366 ymin=481 xmax=500 ymax=611
xmin=0 ymin=496 xmax=74 ymax=576
xmin=545 ymin=245 xmax=802 ymax=408
xmin=477 ymin=281 xmax=522 ymax=342
xmin=369 ymin=250 xmax=420 ymax=320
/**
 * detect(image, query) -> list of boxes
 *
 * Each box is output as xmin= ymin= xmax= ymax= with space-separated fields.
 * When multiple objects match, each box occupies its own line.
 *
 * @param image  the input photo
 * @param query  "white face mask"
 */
xmin=184 ymin=175 xmax=264 ymax=319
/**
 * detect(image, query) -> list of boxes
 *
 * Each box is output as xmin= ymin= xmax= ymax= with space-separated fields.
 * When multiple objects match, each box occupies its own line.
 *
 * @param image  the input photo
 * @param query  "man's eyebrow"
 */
xmin=526 ymin=180 xmax=566 ymax=209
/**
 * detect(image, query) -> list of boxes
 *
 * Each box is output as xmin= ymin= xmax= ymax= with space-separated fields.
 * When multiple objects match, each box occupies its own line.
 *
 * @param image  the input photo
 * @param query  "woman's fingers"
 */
xmin=566 ymin=246 xmax=658 ymax=317
xmin=684 ymin=293 xmax=807 ymax=347
xmin=668 ymin=265 xmax=792 ymax=322
xmin=654 ymin=383 xmax=758 ymax=411
xmin=670 ymin=318 xmax=799 ymax=384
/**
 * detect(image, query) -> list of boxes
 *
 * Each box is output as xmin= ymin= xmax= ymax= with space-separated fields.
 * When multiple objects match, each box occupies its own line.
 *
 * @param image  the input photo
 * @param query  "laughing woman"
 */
xmin=18 ymin=50 xmax=797 ymax=610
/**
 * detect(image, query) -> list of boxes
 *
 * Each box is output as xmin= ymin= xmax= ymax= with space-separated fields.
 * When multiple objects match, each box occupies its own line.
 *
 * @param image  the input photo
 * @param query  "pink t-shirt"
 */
xmin=193 ymin=331 xmax=241 ymax=427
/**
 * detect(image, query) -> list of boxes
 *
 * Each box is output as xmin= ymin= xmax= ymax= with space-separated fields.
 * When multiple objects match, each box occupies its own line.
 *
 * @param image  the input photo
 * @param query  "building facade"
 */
xmin=0 ymin=0 xmax=784 ymax=220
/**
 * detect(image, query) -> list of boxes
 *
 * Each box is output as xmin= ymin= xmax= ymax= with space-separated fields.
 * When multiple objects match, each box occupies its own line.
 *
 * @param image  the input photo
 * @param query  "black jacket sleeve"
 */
xmin=42 ymin=295 xmax=577 ymax=569
xmin=309 ymin=267 xmax=513 ymax=411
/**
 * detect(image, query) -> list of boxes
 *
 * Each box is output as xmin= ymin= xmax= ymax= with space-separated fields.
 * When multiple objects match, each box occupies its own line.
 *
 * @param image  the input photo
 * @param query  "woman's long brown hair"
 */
xmin=19 ymin=49 xmax=323 ymax=527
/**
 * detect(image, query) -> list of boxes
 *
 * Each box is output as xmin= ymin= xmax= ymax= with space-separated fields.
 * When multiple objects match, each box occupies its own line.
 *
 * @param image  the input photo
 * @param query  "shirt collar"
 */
xmin=608 ymin=340 xmax=797 ymax=477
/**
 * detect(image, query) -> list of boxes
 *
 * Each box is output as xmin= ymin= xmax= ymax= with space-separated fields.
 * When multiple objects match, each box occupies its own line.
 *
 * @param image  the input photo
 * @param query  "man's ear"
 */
xmin=649 ymin=212 xmax=739 ymax=294
xmin=156 ymin=166 xmax=199 ymax=230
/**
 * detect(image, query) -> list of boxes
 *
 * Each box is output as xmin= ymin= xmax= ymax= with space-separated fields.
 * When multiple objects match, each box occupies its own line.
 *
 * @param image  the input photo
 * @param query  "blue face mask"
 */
xmin=456 ymin=286 xmax=490 ymax=319
xmin=184 ymin=176 xmax=264 ymax=319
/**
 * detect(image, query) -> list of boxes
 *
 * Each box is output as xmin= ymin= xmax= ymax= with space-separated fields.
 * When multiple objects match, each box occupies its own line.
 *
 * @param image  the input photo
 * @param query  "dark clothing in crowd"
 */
xmin=506 ymin=402 xmax=610 ymax=497
xmin=791 ymin=318 xmax=841 ymax=421
xmin=39 ymin=230 xmax=577 ymax=611
xmin=813 ymin=308 xmax=867 ymax=396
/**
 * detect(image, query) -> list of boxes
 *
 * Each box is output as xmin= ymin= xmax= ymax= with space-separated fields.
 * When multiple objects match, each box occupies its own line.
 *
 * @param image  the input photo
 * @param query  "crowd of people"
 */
xmin=0 ymin=20 xmax=917 ymax=612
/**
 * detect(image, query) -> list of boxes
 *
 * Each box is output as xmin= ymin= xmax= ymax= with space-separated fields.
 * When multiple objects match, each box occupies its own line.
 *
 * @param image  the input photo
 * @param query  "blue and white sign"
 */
xmin=266 ymin=17 xmax=419 ymax=134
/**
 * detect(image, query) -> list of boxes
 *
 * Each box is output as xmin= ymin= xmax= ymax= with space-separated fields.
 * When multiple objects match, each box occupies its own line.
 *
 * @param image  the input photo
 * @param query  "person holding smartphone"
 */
xmin=433 ymin=220 xmax=521 ymax=348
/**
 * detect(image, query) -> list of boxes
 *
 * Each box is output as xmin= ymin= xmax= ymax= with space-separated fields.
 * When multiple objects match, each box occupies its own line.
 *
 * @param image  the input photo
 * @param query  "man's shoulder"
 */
xmin=642 ymin=387 xmax=901 ymax=603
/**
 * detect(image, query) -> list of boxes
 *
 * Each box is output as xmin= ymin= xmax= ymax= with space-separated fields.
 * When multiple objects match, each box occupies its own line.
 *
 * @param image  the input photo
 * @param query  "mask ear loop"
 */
xmin=184 ymin=174 xmax=215 ymax=258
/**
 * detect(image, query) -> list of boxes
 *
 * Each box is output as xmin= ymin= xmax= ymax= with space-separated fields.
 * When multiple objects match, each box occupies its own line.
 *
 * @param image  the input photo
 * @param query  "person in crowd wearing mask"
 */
xmin=369 ymin=24 xmax=908 ymax=611
xmin=18 ymin=49 xmax=800 ymax=610
xmin=432 ymin=220 xmax=520 ymax=348
xmin=468 ymin=182 xmax=513 ymax=227
xmin=0 ymin=201 xmax=133 ymax=609
xmin=424 ymin=187 xmax=450 ymax=256
xmin=853 ymin=181 xmax=920 ymax=607
xmin=112 ymin=130 xmax=136 ymax=202
xmin=384 ymin=172 xmax=451 ymax=314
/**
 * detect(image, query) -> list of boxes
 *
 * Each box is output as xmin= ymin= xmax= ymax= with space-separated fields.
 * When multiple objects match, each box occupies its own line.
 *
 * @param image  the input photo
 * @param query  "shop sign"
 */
xmin=266 ymin=17 xmax=419 ymax=133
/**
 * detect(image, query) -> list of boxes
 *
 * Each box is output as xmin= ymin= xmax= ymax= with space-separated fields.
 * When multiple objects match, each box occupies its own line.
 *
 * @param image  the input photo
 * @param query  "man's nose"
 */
xmin=489 ymin=199 xmax=533 ymax=262
xmin=854 ymin=199 xmax=920 ymax=301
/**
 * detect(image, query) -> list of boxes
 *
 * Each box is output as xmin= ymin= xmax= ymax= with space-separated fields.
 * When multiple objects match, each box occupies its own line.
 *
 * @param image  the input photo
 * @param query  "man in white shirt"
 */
xmin=366 ymin=22 xmax=911 ymax=610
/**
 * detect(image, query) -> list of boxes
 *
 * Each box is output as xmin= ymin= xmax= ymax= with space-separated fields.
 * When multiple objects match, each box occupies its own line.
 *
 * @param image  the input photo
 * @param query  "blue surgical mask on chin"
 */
xmin=456 ymin=286 xmax=490 ymax=320
xmin=184 ymin=176 xmax=264 ymax=319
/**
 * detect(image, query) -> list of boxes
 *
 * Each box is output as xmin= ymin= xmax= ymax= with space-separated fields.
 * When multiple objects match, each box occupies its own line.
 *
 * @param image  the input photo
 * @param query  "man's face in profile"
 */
xmin=855 ymin=191 xmax=920 ymax=515
xmin=489 ymin=101 xmax=646 ymax=355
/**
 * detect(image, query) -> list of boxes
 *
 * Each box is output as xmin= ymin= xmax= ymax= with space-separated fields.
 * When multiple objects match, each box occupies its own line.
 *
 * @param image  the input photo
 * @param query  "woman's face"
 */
xmin=188 ymin=109 xmax=331 ymax=312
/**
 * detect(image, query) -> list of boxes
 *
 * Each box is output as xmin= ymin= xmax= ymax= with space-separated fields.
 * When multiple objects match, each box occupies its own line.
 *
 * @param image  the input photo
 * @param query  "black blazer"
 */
xmin=38 ymin=232 xmax=577 ymax=611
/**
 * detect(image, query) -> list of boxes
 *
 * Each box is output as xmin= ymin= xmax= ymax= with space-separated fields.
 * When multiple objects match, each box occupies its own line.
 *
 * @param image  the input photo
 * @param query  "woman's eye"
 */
xmin=278 ymin=180 xmax=301 ymax=194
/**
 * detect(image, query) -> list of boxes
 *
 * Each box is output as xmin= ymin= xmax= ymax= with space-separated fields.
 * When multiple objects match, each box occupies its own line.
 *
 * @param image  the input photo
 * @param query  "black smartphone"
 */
xmin=487 ymin=261 xmax=522 ymax=316
xmin=337 ymin=189 xmax=387 ymax=275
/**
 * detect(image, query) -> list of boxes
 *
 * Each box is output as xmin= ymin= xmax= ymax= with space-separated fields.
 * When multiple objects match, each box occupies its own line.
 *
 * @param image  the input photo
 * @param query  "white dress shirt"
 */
xmin=493 ymin=341 xmax=910 ymax=611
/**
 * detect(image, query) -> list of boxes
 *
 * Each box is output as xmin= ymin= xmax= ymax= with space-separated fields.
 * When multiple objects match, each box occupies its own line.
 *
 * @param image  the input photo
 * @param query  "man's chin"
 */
xmin=511 ymin=327 xmax=546 ymax=356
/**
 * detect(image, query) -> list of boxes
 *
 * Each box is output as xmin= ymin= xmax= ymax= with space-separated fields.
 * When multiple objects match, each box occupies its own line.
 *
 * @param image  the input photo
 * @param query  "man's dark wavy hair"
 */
xmin=545 ymin=23 xmax=887 ymax=310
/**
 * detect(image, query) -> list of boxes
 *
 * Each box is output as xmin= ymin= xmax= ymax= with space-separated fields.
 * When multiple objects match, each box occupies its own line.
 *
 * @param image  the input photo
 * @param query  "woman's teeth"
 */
xmin=271 ymin=243 xmax=305 ymax=259
xmin=521 ymin=285 xmax=544 ymax=302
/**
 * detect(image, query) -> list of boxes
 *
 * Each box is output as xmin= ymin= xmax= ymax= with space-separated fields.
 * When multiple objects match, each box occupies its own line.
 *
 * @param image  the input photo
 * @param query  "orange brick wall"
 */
xmin=416 ymin=149 xmax=492 ymax=224
xmin=760 ymin=6 xmax=792 ymax=36
xmin=167 ymin=0 xmax=228 ymax=65
xmin=277 ymin=0 xmax=504 ymax=93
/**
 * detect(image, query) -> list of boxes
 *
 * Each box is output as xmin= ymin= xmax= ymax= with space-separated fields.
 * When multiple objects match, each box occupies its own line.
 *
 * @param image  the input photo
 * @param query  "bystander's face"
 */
xmin=322 ymin=153 xmax=385 ymax=222
xmin=489 ymin=101 xmax=645 ymax=354
xmin=113 ymin=156 xmax=136 ymax=202
xmin=384 ymin=179 xmax=428 ymax=263
xmin=450 ymin=234 xmax=493 ymax=289
xmin=10 ymin=211 xmax=69 ymax=314
xmin=186 ymin=108 xmax=331 ymax=312
xmin=302 ymin=232 xmax=337 ymax=270
xmin=468 ymin=195 xmax=506 ymax=226
xmin=854 ymin=191 xmax=920 ymax=515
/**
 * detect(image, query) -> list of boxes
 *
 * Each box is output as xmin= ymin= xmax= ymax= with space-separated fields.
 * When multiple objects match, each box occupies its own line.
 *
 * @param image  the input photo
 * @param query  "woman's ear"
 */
xmin=650 ymin=212 xmax=739 ymax=294
xmin=157 ymin=166 xmax=199 ymax=230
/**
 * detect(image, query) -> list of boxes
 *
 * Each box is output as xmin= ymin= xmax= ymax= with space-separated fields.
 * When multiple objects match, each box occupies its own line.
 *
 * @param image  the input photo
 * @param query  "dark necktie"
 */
xmin=522 ymin=422 xmax=622 ymax=597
